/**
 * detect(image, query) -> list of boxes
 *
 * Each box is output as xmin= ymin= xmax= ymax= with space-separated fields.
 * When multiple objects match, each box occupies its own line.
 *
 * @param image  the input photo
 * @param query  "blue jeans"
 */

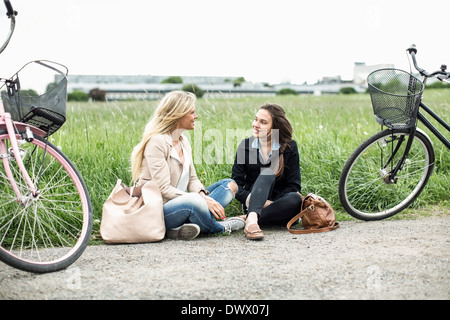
xmin=163 ymin=178 xmax=235 ymax=234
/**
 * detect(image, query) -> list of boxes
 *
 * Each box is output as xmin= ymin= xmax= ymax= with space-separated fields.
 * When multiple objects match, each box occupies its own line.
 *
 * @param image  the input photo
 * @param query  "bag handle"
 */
xmin=287 ymin=210 xmax=339 ymax=234
xmin=110 ymin=180 xmax=140 ymax=206
xmin=286 ymin=192 xmax=339 ymax=234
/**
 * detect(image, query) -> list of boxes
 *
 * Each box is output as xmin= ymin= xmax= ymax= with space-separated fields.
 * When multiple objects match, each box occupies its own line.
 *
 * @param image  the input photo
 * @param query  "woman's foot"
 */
xmin=244 ymin=224 xmax=264 ymax=240
xmin=244 ymin=212 xmax=264 ymax=240
xmin=218 ymin=217 xmax=245 ymax=233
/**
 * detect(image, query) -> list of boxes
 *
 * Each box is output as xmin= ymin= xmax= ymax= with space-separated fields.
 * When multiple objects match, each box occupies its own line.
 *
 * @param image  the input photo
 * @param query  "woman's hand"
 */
xmin=203 ymin=196 xmax=226 ymax=220
xmin=263 ymin=200 xmax=273 ymax=208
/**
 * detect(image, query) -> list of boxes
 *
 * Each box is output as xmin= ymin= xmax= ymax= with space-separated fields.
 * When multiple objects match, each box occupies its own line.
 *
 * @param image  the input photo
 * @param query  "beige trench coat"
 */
xmin=137 ymin=133 xmax=206 ymax=203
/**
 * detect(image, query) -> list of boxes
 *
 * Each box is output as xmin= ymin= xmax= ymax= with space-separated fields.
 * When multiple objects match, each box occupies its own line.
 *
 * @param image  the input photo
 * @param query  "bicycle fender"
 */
xmin=0 ymin=122 xmax=47 ymax=138
xmin=415 ymin=128 xmax=433 ymax=146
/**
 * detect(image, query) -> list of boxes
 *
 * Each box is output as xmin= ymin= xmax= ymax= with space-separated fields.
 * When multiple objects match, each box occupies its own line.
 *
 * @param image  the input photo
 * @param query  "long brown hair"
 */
xmin=259 ymin=103 xmax=293 ymax=177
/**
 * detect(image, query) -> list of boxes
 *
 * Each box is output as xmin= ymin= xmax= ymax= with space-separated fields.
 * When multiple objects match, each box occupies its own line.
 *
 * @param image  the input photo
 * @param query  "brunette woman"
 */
xmin=232 ymin=103 xmax=302 ymax=240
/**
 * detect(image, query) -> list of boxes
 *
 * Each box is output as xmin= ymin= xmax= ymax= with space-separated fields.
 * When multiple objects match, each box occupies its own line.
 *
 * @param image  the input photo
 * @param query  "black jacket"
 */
xmin=231 ymin=137 xmax=301 ymax=204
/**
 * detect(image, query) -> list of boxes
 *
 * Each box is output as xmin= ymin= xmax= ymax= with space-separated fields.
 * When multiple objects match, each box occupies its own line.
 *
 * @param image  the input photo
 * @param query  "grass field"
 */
xmin=52 ymin=90 xmax=449 ymax=226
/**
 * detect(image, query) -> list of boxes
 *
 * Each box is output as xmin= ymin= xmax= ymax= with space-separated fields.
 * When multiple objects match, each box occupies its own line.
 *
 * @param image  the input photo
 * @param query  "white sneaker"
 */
xmin=218 ymin=217 xmax=245 ymax=233
xmin=166 ymin=223 xmax=200 ymax=240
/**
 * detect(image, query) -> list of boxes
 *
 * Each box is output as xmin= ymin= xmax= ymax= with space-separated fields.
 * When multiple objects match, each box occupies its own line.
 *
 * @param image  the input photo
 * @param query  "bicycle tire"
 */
xmin=0 ymin=132 xmax=92 ymax=273
xmin=339 ymin=128 xmax=434 ymax=220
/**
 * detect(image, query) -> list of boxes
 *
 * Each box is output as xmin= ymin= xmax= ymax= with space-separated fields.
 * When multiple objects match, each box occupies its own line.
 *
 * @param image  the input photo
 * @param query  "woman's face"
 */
xmin=177 ymin=107 xmax=198 ymax=131
xmin=252 ymin=109 xmax=273 ymax=139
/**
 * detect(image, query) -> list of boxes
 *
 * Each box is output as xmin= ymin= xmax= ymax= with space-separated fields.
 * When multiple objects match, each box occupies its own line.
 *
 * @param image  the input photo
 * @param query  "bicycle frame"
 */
xmin=382 ymin=100 xmax=449 ymax=182
xmin=417 ymin=102 xmax=450 ymax=149
xmin=0 ymin=102 xmax=47 ymax=202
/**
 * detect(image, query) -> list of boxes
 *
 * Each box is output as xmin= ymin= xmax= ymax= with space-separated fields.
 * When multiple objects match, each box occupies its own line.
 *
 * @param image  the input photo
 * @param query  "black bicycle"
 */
xmin=338 ymin=44 xmax=449 ymax=221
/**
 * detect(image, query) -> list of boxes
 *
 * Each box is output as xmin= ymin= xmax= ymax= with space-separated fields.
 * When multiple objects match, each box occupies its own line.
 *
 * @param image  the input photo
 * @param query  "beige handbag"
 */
xmin=100 ymin=179 xmax=165 ymax=243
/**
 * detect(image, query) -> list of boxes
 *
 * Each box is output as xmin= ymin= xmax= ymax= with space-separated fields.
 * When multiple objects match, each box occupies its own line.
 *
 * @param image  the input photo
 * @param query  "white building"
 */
xmin=353 ymin=62 xmax=394 ymax=86
xmin=59 ymin=62 xmax=396 ymax=100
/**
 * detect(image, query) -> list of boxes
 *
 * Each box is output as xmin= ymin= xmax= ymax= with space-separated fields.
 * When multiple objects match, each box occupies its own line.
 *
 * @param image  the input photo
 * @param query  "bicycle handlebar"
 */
xmin=4 ymin=0 xmax=16 ymax=17
xmin=0 ymin=0 xmax=16 ymax=55
xmin=407 ymin=44 xmax=450 ymax=82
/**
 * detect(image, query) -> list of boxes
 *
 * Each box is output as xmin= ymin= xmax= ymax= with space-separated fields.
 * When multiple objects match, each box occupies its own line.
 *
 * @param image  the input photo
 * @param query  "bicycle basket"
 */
xmin=1 ymin=60 xmax=68 ymax=136
xmin=367 ymin=68 xmax=424 ymax=129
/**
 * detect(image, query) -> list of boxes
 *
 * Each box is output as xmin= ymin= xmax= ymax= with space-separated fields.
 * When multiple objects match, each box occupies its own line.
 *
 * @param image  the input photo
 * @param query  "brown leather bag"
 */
xmin=287 ymin=193 xmax=339 ymax=234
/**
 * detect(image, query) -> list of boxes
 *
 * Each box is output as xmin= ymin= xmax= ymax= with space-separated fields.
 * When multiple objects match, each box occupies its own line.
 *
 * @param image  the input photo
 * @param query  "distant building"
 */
xmin=59 ymin=62 xmax=395 ymax=100
xmin=319 ymin=75 xmax=343 ymax=84
xmin=353 ymin=62 xmax=394 ymax=85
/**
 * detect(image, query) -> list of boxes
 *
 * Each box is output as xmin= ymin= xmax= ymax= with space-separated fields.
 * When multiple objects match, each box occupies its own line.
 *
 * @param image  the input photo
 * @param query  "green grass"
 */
xmin=53 ymin=90 xmax=450 ymax=227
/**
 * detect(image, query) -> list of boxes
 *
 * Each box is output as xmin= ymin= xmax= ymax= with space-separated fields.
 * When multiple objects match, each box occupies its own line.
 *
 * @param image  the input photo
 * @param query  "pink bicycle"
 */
xmin=0 ymin=0 xmax=92 ymax=273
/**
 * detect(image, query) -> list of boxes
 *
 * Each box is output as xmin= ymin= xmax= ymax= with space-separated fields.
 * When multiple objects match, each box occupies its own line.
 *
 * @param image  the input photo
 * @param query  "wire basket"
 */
xmin=1 ymin=60 xmax=68 ymax=136
xmin=367 ymin=68 xmax=424 ymax=129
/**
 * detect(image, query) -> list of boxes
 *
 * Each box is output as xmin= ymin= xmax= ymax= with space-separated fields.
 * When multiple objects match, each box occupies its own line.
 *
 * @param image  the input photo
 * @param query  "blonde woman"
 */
xmin=130 ymin=91 xmax=244 ymax=240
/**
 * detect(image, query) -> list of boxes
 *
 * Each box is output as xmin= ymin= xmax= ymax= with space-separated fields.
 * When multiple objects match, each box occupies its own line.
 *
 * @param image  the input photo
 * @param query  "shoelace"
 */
xmin=221 ymin=220 xmax=233 ymax=233
xmin=219 ymin=219 xmax=244 ymax=233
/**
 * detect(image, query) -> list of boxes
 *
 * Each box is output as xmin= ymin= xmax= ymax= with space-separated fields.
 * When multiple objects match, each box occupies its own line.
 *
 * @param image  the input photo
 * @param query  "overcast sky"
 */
xmin=0 ymin=0 xmax=448 ymax=86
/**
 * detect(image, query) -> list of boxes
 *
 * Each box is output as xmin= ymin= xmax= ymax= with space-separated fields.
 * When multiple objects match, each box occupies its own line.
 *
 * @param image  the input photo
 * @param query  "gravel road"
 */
xmin=0 ymin=215 xmax=449 ymax=301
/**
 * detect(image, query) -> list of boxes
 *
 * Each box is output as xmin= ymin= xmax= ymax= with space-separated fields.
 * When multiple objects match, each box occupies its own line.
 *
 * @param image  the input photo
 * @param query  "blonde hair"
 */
xmin=131 ymin=90 xmax=196 ymax=182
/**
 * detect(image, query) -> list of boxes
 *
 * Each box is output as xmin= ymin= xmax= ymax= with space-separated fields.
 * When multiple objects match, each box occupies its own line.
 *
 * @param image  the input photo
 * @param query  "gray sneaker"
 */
xmin=218 ymin=217 xmax=245 ymax=233
xmin=166 ymin=223 xmax=200 ymax=240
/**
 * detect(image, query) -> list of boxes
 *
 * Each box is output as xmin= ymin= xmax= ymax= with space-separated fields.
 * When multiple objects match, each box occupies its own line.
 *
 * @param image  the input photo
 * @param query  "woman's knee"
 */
xmin=284 ymin=192 xmax=303 ymax=210
xmin=228 ymin=180 xmax=238 ymax=196
xmin=251 ymin=169 xmax=275 ymax=194
xmin=216 ymin=178 xmax=238 ymax=197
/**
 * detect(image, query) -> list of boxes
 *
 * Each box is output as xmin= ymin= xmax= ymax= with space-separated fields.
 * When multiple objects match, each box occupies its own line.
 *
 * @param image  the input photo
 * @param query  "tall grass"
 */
xmin=53 ymin=90 xmax=449 ymax=225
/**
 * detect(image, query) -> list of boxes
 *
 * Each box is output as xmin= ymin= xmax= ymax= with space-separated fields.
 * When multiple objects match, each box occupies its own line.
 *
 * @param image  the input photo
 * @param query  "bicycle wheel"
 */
xmin=0 ymin=132 xmax=92 ymax=273
xmin=339 ymin=129 xmax=434 ymax=220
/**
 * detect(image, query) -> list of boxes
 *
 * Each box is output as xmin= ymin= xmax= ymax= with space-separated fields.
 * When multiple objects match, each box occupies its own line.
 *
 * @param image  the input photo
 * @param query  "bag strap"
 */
xmin=110 ymin=181 xmax=136 ymax=205
xmin=286 ymin=203 xmax=340 ymax=235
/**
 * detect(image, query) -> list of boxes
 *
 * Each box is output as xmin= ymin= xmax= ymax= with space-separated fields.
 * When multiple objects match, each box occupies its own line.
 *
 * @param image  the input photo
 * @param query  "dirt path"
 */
xmin=1 ymin=216 xmax=449 ymax=301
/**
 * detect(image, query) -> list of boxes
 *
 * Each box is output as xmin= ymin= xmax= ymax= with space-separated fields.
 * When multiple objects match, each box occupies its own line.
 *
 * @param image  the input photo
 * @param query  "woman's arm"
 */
xmin=182 ymin=136 xmax=207 ymax=194
xmin=273 ymin=140 xmax=301 ymax=199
